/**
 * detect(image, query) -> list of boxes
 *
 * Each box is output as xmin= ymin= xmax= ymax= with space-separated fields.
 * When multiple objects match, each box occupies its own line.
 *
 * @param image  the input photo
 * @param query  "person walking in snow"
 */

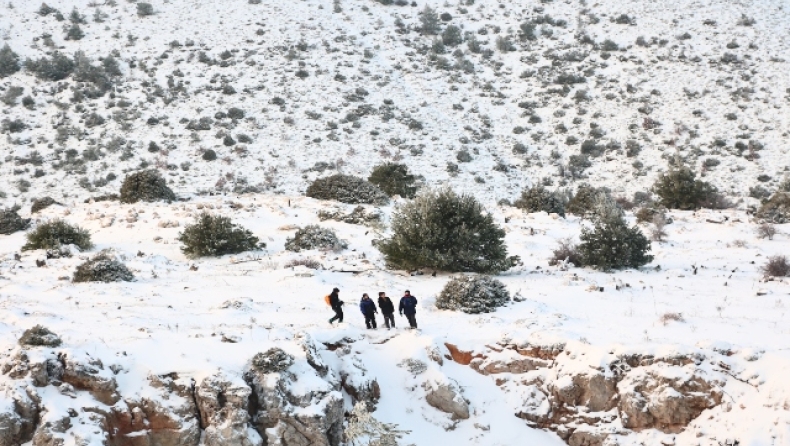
xmin=377 ymin=292 xmax=395 ymax=329
xmin=399 ymin=290 xmax=418 ymax=329
xmin=328 ymin=288 xmax=344 ymax=325
xmin=359 ymin=293 xmax=378 ymax=329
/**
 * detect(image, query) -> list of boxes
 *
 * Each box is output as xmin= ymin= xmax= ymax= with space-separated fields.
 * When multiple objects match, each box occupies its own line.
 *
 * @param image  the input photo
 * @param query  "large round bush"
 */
xmin=178 ymin=213 xmax=263 ymax=258
xmin=119 ymin=169 xmax=176 ymax=204
xmin=22 ymin=219 xmax=92 ymax=251
xmin=378 ymin=188 xmax=518 ymax=273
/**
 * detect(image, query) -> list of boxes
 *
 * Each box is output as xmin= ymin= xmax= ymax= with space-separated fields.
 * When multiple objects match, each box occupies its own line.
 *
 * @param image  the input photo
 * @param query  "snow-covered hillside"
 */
xmin=1 ymin=0 xmax=789 ymax=445
xmin=0 ymin=0 xmax=788 ymax=205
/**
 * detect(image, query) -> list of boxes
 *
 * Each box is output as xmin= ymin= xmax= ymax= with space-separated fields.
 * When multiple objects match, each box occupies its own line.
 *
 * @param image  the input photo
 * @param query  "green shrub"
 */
xmin=306 ymin=174 xmax=389 ymax=205
xmin=652 ymin=167 xmax=722 ymax=210
xmin=578 ymin=198 xmax=652 ymax=270
xmin=284 ymin=225 xmax=347 ymax=252
xmin=566 ymin=183 xmax=607 ymax=217
xmin=435 ymin=275 xmax=510 ymax=314
xmin=19 ymin=325 xmax=61 ymax=347
xmin=442 ymin=25 xmax=463 ymax=46
xmin=755 ymin=192 xmax=790 ymax=224
xmin=418 ymin=5 xmax=440 ymax=35
xmin=119 ymin=169 xmax=176 ymax=204
xmin=378 ymin=189 xmax=518 ymax=273
xmin=26 ymin=52 xmax=75 ymax=81
xmin=31 ymin=197 xmax=58 ymax=213
xmin=22 ymin=219 xmax=92 ymax=251
xmin=65 ymin=24 xmax=84 ymax=40
xmin=137 ymin=2 xmax=154 ymax=16
xmin=513 ymin=185 xmax=566 ymax=216
xmin=73 ymin=250 xmax=134 ymax=283
xmin=0 ymin=206 xmax=31 ymax=235
xmin=0 ymin=44 xmax=20 ymax=78
xmin=367 ymin=163 xmax=417 ymax=198
xmin=178 ymin=212 xmax=263 ymax=258
xmin=202 ymin=149 xmax=217 ymax=161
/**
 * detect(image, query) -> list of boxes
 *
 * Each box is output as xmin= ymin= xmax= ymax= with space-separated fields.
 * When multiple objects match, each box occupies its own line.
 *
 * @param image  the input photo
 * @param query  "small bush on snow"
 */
xmin=0 ymin=44 xmax=21 ymax=78
xmin=250 ymin=348 xmax=294 ymax=373
xmin=137 ymin=3 xmax=154 ymax=16
xmin=652 ymin=166 xmax=728 ymax=210
xmin=367 ymin=163 xmax=417 ymax=198
xmin=22 ymin=219 xmax=92 ymax=251
xmin=0 ymin=206 xmax=31 ymax=235
xmin=19 ymin=325 xmax=62 ymax=347
xmin=513 ymin=185 xmax=566 ymax=216
xmin=119 ymin=169 xmax=176 ymax=204
xmin=285 ymin=225 xmax=347 ymax=252
xmin=761 ymin=255 xmax=789 ymax=278
xmin=178 ymin=213 xmax=263 ymax=258
xmin=755 ymin=192 xmax=790 ymax=224
xmin=566 ymin=183 xmax=608 ymax=217
xmin=578 ymin=196 xmax=653 ymax=270
xmin=435 ymin=275 xmax=510 ymax=314
xmin=306 ymin=174 xmax=389 ymax=205
xmin=72 ymin=250 xmax=134 ymax=283
xmin=31 ymin=197 xmax=57 ymax=214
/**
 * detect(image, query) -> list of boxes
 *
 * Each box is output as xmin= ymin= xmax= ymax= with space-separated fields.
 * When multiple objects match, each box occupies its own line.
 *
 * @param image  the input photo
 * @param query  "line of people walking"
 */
xmin=327 ymin=288 xmax=418 ymax=330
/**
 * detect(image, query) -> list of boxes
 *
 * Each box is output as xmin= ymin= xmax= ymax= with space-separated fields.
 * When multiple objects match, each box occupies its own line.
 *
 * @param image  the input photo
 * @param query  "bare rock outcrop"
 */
xmin=61 ymin=356 xmax=120 ymax=405
xmin=196 ymin=372 xmax=263 ymax=446
xmin=424 ymin=380 xmax=470 ymax=420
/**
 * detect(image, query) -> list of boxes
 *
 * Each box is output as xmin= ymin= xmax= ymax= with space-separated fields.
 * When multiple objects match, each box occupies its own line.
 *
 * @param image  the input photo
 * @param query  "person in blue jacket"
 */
xmin=399 ymin=290 xmax=418 ymax=329
xmin=359 ymin=293 xmax=378 ymax=329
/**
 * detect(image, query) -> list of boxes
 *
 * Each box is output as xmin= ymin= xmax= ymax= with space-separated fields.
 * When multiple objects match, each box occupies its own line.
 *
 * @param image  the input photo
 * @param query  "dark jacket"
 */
xmin=378 ymin=296 xmax=395 ymax=315
xmin=399 ymin=295 xmax=418 ymax=315
xmin=329 ymin=291 xmax=341 ymax=309
xmin=360 ymin=298 xmax=377 ymax=315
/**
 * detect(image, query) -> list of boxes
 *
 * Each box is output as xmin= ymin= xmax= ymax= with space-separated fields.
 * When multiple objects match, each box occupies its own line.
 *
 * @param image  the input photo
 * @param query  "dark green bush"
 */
xmin=73 ymin=250 xmax=134 ymax=283
xmin=578 ymin=199 xmax=652 ymax=270
xmin=306 ymin=174 xmax=389 ymax=205
xmin=378 ymin=189 xmax=518 ymax=273
xmin=178 ymin=212 xmax=263 ymax=258
xmin=442 ymin=25 xmax=463 ymax=46
xmin=26 ymin=52 xmax=75 ymax=81
xmin=31 ymin=197 xmax=58 ymax=214
xmin=19 ymin=325 xmax=62 ymax=347
xmin=435 ymin=275 xmax=510 ymax=314
xmin=0 ymin=44 xmax=20 ymax=78
xmin=513 ymin=185 xmax=566 ymax=216
xmin=367 ymin=163 xmax=417 ymax=198
xmin=0 ymin=206 xmax=31 ymax=235
xmin=137 ymin=2 xmax=154 ymax=16
xmin=284 ymin=225 xmax=347 ymax=252
xmin=652 ymin=167 xmax=723 ymax=210
xmin=566 ymin=183 xmax=608 ymax=217
xmin=119 ymin=169 xmax=176 ymax=204
xmin=22 ymin=219 xmax=92 ymax=251
xmin=65 ymin=24 xmax=84 ymax=40
xmin=756 ymin=192 xmax=790 ymax=224
xmin=202 ymin=149 xmax=217 ymax=161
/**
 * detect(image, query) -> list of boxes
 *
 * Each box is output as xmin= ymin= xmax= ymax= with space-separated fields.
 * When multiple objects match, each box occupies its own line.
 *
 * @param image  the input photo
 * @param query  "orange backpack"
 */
xmin=324 ymin=295 xmax=331 ymax=306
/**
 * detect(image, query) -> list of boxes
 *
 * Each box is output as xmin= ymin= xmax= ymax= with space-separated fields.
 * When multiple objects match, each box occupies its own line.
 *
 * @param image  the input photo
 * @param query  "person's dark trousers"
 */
xmin=363 ymin=312 xmax=377 ymax=329
xmin=405 ymin=314 xmax=417 ymax=329
xmin=382 ymin=313 xmax=395 ymax=329
xmin=330 ymin=307 xmax=344 ymax=324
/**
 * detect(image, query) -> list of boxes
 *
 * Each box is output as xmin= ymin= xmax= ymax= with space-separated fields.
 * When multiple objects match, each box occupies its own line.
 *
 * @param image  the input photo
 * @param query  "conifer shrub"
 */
xmin=578 ymin=197 xmax=653 ymax=270
xmin=0 ymin=44 xmax=20 ymax=78
xmin=284 ymin=225 xmax=348 ymax=252
xmin=22 ymin=219 xmax=92 ymax=251
xmin=65 ymin=24 xmax=85 ymax=41
xmin=755 ymin=192 xmax=790 ymax=224
xmin=306 ymin=174 xmax=389 ymax=205
xmin=31 ymin=197 xmax=58 ymax=214
xmin=178 ymin=213 xmax=263 ymax=258
xmin=367 ymin=162 xmax=417 ymax=198
xmin=0 ymin=206 xmax=31 ymax=235
xmin=513 ymin=185 xmax=566 ymax=216
xmin=566 ymin=183 xmax=608 ymax=217
xmin=435 ymin=275 xmax=510 ymax=314
xmin=652 ymin=167 xmax=723 ymax=210
xmin=72 ymin=250 xmax=134 ymax=283
xmin=26 ymin=52 xmax=75 ymax=81
xmin=119 ymin=169 xmax=176 ymax=203
xmin=378 ymin=189 xmax=519 ymax=273
xmin=19 ymin=325 xmax=62 ymax=347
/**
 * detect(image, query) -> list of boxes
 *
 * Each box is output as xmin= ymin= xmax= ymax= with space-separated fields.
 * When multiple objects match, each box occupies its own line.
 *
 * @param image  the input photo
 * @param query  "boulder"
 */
xmin=61 ymin=356 xmax=120 ymax=405
xmin=196 ymin=372 xmax=262 ymax=446
xmin=424 ymin=380 xmax=470 ymax=420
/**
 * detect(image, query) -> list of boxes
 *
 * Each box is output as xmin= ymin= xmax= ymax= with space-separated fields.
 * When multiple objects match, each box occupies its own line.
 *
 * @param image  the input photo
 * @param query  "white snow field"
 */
xmin=0 ymin=0 xmax=788 ymax=444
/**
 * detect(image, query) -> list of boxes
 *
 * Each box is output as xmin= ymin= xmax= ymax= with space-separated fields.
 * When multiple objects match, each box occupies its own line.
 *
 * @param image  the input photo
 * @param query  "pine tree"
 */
xmin=378 ymin=189 xmax=518 ymax=273
xmin=652 ymin=166 xmax=717 ymax=210
xmin=578 ymin=195 xmax=653 ymax=270
xmin=419 ymin=5 xmax=441 ymax=35
xmin=0 ymin=44 xmax=20 ymax=78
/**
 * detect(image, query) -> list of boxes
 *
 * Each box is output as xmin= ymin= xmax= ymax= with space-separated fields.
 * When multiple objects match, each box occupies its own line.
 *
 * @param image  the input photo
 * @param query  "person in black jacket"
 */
xmin=399 ymin=290 xmax=418 ymax=329
xmin=328 ymin=288 xmax=344 ymax=325
xmin=377 ymin=292 xmax=395 ymax=329
xmin=359 ymin=293 xmax=377 ymax=329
